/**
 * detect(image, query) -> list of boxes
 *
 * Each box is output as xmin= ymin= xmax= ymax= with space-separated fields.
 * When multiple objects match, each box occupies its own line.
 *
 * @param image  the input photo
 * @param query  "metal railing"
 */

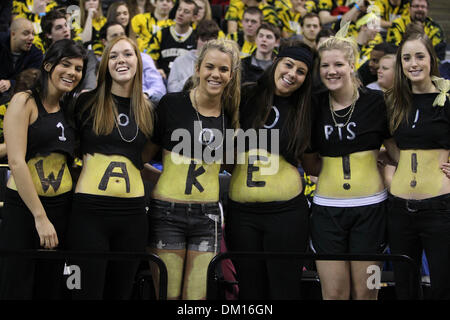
xmin=0 ymin=249 xmax=168 ymax=300
xmin=207 ymin=252 xmax=420 ymax=300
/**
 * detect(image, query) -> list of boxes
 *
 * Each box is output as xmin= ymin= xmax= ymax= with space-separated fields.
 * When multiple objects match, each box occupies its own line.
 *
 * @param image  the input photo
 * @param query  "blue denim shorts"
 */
xmin=147 ymin=199 xmax=222 ymax=252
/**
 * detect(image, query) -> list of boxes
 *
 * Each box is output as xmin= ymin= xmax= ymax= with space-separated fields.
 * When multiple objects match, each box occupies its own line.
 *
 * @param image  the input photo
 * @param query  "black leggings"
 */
xmin=0 ymin=189 xmax=71 ymax=300
xmin=66 ymin=193 xmax=148 ymax=300
xmin=387 ymin=194 xmax=450 ymax=299
xmin=225 ymin=194 xmax=310 ymax=300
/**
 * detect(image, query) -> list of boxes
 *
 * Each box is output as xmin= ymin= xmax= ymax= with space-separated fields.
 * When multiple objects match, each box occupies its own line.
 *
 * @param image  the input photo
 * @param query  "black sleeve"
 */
xmin=151 ymin=95 xmax=167 ymax=146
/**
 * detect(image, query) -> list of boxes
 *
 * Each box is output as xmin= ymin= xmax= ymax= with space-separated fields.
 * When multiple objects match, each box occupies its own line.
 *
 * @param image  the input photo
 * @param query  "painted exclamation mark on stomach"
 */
xmin=410 ymin=153 xmax=417 ymax=188
xmin=342 ymin=155 xmax=351 ymax=190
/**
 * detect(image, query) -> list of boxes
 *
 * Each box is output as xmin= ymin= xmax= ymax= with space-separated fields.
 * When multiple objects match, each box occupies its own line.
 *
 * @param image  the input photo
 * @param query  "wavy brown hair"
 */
xmin=385 ymin=29 xmax=440 ymax=133
xmin=83 ymin=36 xmax=153 ymax=137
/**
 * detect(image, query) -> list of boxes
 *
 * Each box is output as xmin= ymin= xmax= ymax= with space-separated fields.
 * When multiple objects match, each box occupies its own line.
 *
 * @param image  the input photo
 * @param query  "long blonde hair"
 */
xmin=192 ymin=39 xmax=241 ymax=130
xmin=87 ymin=36 xmax=153 ymax=137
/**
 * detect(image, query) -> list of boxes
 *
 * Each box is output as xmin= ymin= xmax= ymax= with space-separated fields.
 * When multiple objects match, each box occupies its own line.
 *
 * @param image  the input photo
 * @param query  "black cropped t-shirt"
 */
xmin=152 ymin=91 xmax=231 ymax=161
xmin=26 ymin=89 xmax=76 ymax=162
xmin=393 ymin=93 xmax=450 ymax=150
xmin=310 ymin=88 xmax=391 ymax=157
xmin=75 ymin=92 xmax=148 ymax=169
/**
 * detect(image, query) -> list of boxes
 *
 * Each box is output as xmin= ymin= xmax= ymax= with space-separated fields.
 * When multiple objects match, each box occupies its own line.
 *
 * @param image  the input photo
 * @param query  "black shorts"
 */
xmin=310 ymin=201 xmax=387 ymax=254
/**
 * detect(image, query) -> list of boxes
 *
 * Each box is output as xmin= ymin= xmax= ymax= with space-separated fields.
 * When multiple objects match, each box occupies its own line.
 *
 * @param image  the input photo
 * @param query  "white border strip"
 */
xmin=313 ymin=190 xmax=388 ymax=207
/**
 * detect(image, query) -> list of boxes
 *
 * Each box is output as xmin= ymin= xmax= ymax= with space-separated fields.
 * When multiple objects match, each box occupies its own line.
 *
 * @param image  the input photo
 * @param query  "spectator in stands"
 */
xmin=227 ymin=6 xmax=262 ymax=58
xmin=148 ymin=39 xmax=241 ymax=300
xmin=367 ymin=53 xmax=396 ymax=91
xmin=78 ymin=0 xmax=107 ymax=56
xmin=353 ymin=12 xmax=383 ymax=70
xmin=225 ymin=0 xmax=279 ymax=36
xmin=0 ymin=18 xmax=43 ymax=100
xmin=106 ymin=1 xmax=137 ymax=42
xmin=101 ymin=21 xmax=166 ymax=103
xmin=66 ymin=35 xmax=153 ymax=300
xmin=128 ymin=0 xmax=153 ymax=17
xmin=193 ymin=0 xmax=211 ymax=25
xmin=131 ymin=0 xmax=175 ymax=52
xmin=358 ymin=42 xmax=397 ymax=86
xmin=384 ymin=29 xmax=450 ymax=300
xmin=306 ymin=23 xmax=391 ymax=300
xmin=279 ymin=0 xmax=318 ymax=39
xmin=317 ymin=0 xmax=368 ymax=27
xmin=241 ymin=22 xmax=279 ymax=84
xmin=12 ymin=0 xmax=58 ymax=53
xmin=373 ymin=0 xmax=411 ymax=29
xmin=386 ymin=0 xmax=446 ymax=60
xmin=167 ymin=19 xmax=220 ymax=93
xmin=226 ymin=39 xmax=313 ymax=300
xmin=0 ymin=39 xmax=87 ymax=300
xmin=300 ymin=12 xmax=322 ymax=49
xmin=147 ymin=0 xmax=198 ymax=79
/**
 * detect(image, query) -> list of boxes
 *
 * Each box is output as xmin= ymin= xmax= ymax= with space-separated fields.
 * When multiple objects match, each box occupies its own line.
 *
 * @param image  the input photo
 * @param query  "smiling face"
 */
xmin=274 ymin=57 xmax=308 ymax=97
xmin=196 ymin=48 xmax=232 ymax=98
xmin=108 ymin=39 xmax=138 ymax=86
xmin=401 ymin=39 xmax=431 ymax=87
xmin=410 ymin=0 xmax=428 ymax=22
xmin=115 ymin=5 xmax=130 ymax=27
xmin=48 ymin=57 xmax=84 ymax=93
xmin=319 ymin=49 xmax=354 ymax=93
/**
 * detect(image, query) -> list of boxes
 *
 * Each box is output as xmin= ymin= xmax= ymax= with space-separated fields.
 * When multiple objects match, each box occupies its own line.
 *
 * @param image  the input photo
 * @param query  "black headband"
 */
xmin=277 ymin=46 xmax=313 ymax=70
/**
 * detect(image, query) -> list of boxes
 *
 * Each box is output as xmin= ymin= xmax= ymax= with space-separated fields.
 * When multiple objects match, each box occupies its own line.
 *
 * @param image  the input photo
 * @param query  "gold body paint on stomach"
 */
xmin=229 ymin=150 xmax=303 ymax=203
xmin=152 ymin=150 xmax=221 ymax=203
xmin=316 ymin=150 xmax=385 ymax=198
xmin=75 ymin=153 xmax=144 ymax=197
xmin=8 ymin=153 xmax=72 ymax=196
xmin=390 ymin=149 xmax=450 ymax=200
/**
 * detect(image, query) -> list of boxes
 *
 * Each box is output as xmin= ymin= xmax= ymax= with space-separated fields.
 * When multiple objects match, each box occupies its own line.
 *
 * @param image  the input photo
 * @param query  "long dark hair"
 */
xmin=385 ymin=26 xmax=440 ymax=133
xmin=243 ymin=40 xmax=314 ymax=159
xmin=34 ymin=39 xmax=88 ymax=101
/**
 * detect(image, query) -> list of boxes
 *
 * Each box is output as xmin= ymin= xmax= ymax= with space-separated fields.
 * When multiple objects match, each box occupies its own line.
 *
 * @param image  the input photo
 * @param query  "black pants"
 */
xmin=0 ymin=189 xmax=71 ymax=300
xmin=387 ymin=194 xmax=450 ymax=299
xmin=66 ymin=194 xmax=148 ymax=300
xmin=225 ymin=194 xmax=310 ymax=300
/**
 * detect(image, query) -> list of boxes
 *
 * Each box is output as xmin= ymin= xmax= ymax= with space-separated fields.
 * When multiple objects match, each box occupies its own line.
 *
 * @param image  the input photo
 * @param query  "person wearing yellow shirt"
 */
xmin=227 ymin=7 xmax=263 ymax=58
xmin=131 ymin=0 xmax=175 ymax=52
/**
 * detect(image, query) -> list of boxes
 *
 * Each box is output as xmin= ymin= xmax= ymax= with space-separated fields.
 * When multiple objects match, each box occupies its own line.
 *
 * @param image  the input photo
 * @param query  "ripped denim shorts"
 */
xmin=147 ymin=198 xmax=222 ymax=253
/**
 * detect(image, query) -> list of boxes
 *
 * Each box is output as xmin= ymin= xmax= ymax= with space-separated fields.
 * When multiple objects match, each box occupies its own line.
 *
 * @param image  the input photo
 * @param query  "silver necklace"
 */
xmin=193 ymin=88 xmax=225 ymax=151
xmin=114 ymin=104 xmax=139 ymax=143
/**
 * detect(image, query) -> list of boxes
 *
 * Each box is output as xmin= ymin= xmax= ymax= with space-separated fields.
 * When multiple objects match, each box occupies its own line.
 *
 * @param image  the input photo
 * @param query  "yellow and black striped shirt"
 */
xmin=386 ymin=15 xmax=445 ymax=49
xmin=278 ymin=1 xmax=318 ymax=36
xmin=0 ymin=102 xmax=8 ymax=143
xmin=13 ymin=0 xmax=58 ymax=52
xmin=348 ymin=23 xmax=384 ymax=69
xmin=225 ymin=1 xmax=281 ymax=31
xmin=372 ymin=0 xmax=410 ymax=23
xmin=131 ymin=12 xmax=175 ymax=52
xmin=227 ymin=31 xmax=257 ymax=58
xmin=76 ymin=16 xmax=107 ymax=56
xmin=317 ymin=0 xmax=346 ymax=12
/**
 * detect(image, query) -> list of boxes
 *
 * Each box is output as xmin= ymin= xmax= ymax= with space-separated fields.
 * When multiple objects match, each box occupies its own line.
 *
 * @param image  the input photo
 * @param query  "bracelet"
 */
xmin=337 ymin=15 xmax=342 ymax=20
xmin=354 ymin=3 xmax=360 ymax=10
